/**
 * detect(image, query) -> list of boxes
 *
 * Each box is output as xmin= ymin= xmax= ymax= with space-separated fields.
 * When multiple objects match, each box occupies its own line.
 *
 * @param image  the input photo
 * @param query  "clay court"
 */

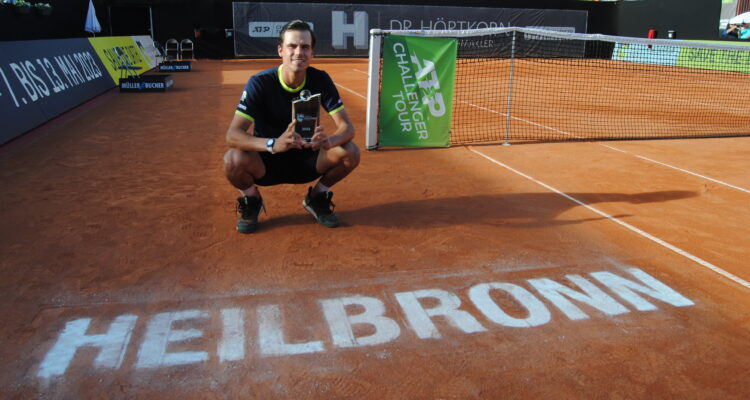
xmin=2 ymin=58 xmax=750 ymax=399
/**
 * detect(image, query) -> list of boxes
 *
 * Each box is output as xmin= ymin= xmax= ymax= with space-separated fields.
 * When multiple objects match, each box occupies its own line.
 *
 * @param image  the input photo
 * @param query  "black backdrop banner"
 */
xmin=232 ymin=2 xmax=588 ymax=57
xmin=0 ymin=39 xmax=113 ymax=145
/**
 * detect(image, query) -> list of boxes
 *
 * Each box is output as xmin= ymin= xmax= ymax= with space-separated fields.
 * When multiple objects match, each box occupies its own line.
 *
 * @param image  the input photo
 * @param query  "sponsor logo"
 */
xmin=331 ymin=11 xmax=369 ymax=50
xmin=121 ymin=81 xmax=166 ymax=89
xmin=248 ymin=22 xmax=315 ymax=38
xmin=380 ymin=35 xmax=456 ymax=147
xmin=159 ymin=64 xmax=191 ymax=71
xmin=612 ymin=43 xmax=680 ymax=66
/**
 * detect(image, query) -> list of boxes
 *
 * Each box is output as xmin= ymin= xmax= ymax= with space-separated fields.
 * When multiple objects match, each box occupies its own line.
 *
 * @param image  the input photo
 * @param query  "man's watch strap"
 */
xmin=266 ymin=138 xmax=276 ymax=154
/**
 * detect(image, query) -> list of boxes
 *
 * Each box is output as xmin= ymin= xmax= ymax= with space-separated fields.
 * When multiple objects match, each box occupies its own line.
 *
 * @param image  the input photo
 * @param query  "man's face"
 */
xmin=278 ymin=30 xmax=313 ymax=73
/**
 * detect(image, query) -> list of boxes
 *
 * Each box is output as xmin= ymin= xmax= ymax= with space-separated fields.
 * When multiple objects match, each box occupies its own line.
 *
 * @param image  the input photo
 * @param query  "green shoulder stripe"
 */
xmin=235 ymin=110 xmax=254 ymax=121
xmin=329 ymin=105 xmax=345 ymax=115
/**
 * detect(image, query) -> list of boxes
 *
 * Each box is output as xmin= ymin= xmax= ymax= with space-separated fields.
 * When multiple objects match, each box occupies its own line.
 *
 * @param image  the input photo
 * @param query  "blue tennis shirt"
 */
xmin=235 ymin=65 xmax=345 ymax=138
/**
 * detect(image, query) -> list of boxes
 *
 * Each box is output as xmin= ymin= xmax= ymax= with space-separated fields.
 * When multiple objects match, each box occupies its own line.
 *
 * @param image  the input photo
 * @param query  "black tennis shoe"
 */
xmin=236 ymin=195 xmax=264 ymax=234
xmin=303 ymin=187 xmax=340 ymax=228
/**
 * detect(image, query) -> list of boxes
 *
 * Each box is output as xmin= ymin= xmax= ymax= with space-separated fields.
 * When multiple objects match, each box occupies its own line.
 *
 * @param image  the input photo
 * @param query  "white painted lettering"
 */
xmin=135 ymin=310 xmax=209 ymax=369
xmin=469 ymin=283 xmax=551 ymax=327
xmin=591 ymin=268 xmax=695 ymax=311
xmin=37 ymin=315 xmax=137 ymax=379
xmin=218 ymin=308 xmax=245 ymax=362
xmin=320 ymin=296 xmax=401 ymax=347
xmin=528 ymin=275 xmax=629 ymax=320
xmin=35 ymin=268 xmax=699 ymax=378
xmin=394 ymin=289 xmax=486 ymax=339
xmin=257 ymin=304 xmax=324 ymax=356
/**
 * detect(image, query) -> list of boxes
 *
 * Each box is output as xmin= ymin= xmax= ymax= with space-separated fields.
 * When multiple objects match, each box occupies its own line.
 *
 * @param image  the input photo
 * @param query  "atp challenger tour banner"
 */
xmin=379 ymin=36 xmax=457 ymax=147
xmin=233 ymin=2 xmax=587 ymax=57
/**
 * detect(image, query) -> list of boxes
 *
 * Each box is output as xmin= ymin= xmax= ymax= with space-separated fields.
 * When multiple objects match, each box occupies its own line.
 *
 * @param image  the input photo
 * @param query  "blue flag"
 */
xmin=85 ymin=0 xmax=101 ymax=35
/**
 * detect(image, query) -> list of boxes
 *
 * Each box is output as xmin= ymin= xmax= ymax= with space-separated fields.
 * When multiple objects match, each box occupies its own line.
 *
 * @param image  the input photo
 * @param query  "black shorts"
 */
xmin=255 ymin=148 xmax=321 ymax=186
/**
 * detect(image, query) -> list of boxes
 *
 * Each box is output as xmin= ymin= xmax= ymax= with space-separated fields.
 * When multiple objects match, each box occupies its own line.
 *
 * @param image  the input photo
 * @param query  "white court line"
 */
xmin=335 ymin=82 xmax=366 ymax=99
xmin=468 ymin=146 xmax=750 ymax=291
xmin=352 ymin=69 xmax=369 ymax=76
xmin=601 ymin=145 xmax=750 ymax=194
xmin=461 ymin=100 xmax=750 ymax=195
xmin=458 ymin=100 xmax=582 ymax=139
xmin=597 ymin=86 xmax=749 ymax=114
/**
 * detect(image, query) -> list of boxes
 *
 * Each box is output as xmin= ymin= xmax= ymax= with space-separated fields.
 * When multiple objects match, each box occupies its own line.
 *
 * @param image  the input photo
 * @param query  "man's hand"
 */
xmin=308 ymin=125 xmax=333 ymax=151
xmin=274 ymin=120 xmax=305 ymax=153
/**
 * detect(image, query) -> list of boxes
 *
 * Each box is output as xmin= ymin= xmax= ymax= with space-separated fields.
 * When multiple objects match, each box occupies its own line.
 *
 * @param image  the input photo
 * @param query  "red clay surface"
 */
xmin=2 ymin=59 xmax=750 ymax=399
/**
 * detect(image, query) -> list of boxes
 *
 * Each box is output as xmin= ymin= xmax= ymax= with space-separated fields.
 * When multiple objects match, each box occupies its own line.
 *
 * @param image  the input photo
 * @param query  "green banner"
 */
xmin=676 ymin=47 xmax=750 ymax=73
xmin=379 ymin=35 xmax=457 ymax=147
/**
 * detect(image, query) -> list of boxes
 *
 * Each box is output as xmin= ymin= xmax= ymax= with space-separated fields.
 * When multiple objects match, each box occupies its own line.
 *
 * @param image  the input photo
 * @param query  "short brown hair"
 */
xmin=278 ymin=20 xmax=316 ymax=49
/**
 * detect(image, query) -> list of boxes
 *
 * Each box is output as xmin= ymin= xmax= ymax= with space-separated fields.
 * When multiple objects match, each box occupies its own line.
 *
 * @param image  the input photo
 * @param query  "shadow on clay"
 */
xmin=335 ymin=190 xmax=699 ymax=229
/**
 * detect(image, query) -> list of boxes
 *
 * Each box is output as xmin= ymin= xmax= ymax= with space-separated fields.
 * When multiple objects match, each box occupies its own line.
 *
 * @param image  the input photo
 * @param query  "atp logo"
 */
xmin=410 ymin=55 xmax=445 ymax=117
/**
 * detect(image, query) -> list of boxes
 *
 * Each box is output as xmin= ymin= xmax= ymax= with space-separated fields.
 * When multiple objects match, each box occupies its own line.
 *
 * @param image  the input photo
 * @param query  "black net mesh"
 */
xmin=379 ymin=28 xmax=750 ymax=145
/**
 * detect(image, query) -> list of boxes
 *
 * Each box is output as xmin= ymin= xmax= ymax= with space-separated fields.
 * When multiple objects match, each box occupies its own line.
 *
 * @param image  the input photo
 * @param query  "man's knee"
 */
xmin=340 ymin=142 xmax=360 ymax=170
xmin=224 ymin=148 xmax=263 ymax=179
xmin=223 ymin=149 xmax=244 ymax=175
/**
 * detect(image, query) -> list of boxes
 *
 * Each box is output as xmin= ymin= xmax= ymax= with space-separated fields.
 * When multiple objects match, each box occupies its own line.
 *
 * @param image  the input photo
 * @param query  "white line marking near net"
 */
xmin=597 ymin=86 xmax=749 ymax=114
xmin=335 ymin=82 xmax=366 ymax=99
xmin=467 ymin=146 xmax=750 ymax=291
xmin=352 ymin=69 xmax=369 ymax=76
xmin=461 ymin=100 xmax=750 ymax=195
xmin=600 ymin=145 xmax=750 ymax=194
xmin=458 ymin=100 xmax=581 ymax=138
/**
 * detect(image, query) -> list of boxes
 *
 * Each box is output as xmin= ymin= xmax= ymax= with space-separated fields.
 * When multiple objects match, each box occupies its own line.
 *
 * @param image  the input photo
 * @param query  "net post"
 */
xmin=365 ymin=29 xmax=383 ymax=150
xmin=503 ymin=30 xmax=516 ymax=147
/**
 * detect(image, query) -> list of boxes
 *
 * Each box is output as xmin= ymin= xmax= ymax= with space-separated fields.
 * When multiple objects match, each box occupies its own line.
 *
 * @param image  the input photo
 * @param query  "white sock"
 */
xmin=240 ymin=185 xmax=259 ymax=198
xmin=313 ymin=182 xmax=329 ymax=194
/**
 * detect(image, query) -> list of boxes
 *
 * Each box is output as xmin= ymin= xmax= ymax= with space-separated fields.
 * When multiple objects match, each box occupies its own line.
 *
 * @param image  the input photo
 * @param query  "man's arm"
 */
xmin=328 ymin=108 xmax=355 ymax=147
xmin=226 ymin=114 xmax=265 ymax=152
xmin=310 ymin=108 xmax=355 ymax=150
xmin=226 ymin=114 xmax=304 ymax=153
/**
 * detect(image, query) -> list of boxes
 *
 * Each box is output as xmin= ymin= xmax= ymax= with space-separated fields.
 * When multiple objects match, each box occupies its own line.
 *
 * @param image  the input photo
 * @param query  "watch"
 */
xmin=266 ymin=138 xmax=276 ymax=154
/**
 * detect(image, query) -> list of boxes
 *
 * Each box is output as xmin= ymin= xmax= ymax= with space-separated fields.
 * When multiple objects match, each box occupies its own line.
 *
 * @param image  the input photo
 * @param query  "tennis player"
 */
xmin=223 ymin=20 xmax=359 ymax=233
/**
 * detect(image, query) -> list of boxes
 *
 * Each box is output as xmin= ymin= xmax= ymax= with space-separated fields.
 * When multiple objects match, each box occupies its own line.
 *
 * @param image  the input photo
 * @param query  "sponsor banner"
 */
xmin=611 ymin=43 xmax=681 ymax=66
xmin=233 ymin=2 xmax=587 ymax=57
xmin=0 ymin=39 xmax=113 ymax=145
xmin=612 ymin=42 xmax=750 ymax=73
xmin=119 ymin=75 xmax=173 ymax=93
xmin=676 ymin=47 xmax=750 ymax=73
xmin=132 ymin=35 xmax=160 ymax=69
xmin=158 ymin=61 xmax=192 ymax=72
xmin=88 ymin=37 xmax=152 ymax=84
xmin=379 ymin=35 xmax=456 ymax=147
xmin=248 ymin=21 xmax=316 ymax=38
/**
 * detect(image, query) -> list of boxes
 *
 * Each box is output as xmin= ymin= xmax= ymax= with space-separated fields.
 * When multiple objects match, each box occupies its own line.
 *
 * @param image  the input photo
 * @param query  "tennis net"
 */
xmin=365 ymin=27 xmax=750 ymax=148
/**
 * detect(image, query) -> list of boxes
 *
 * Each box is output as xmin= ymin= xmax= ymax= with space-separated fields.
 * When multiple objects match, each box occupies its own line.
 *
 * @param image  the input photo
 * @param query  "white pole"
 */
xmin=365 ymin=29 xmax=383 ymax=151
